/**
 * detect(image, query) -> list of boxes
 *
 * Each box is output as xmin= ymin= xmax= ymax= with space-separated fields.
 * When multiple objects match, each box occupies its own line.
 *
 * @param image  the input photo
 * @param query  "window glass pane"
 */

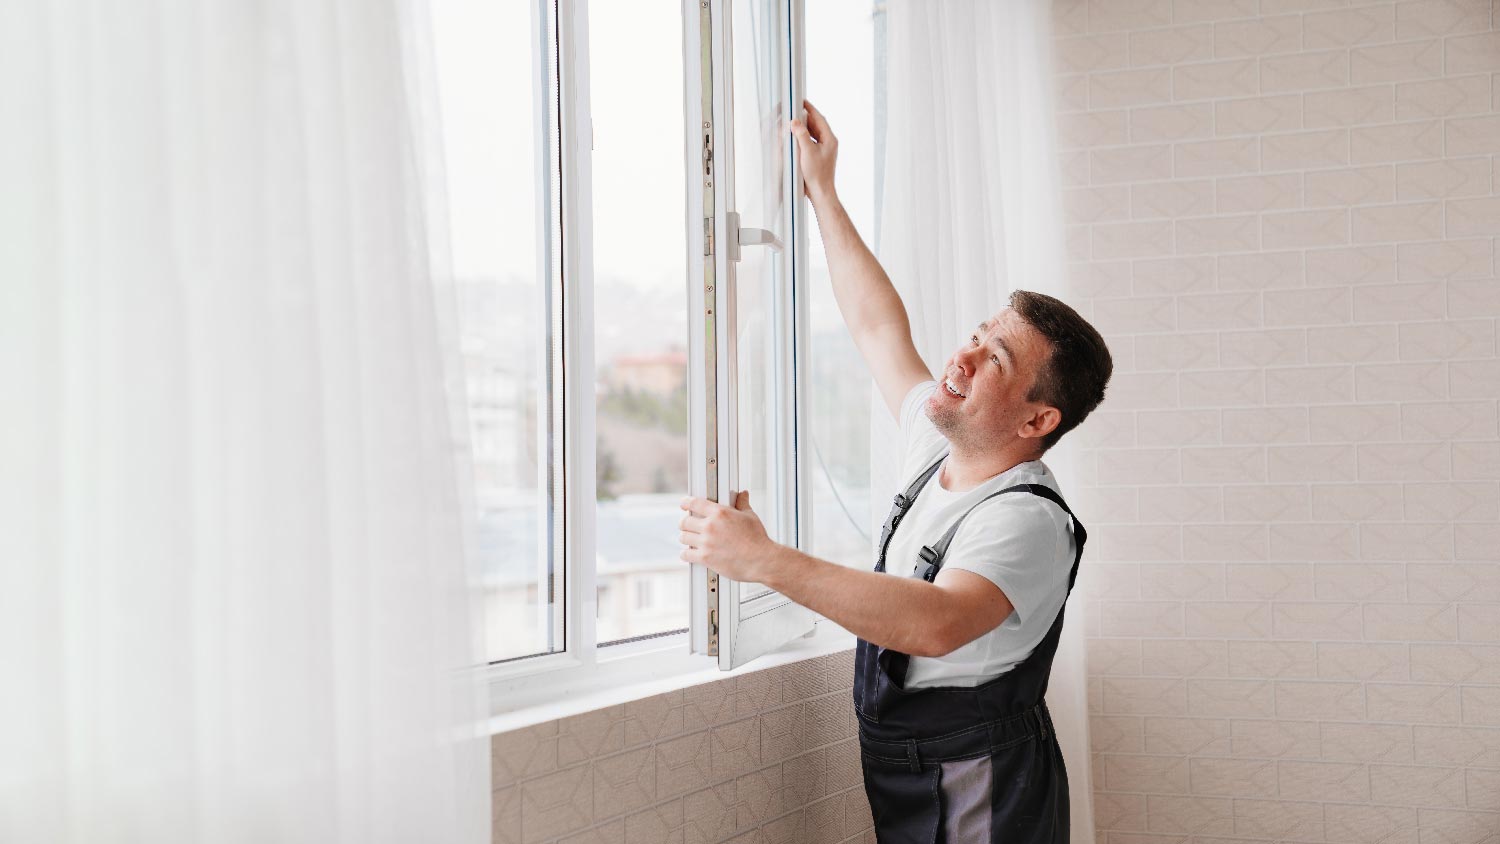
xmin=731 ymin=0 xmax=792 ymax=605
xmin=805 ymin=0 xmax=876 ymax=568
xmin=431 ymin=0 xmax=561 ymax=663
xmin=590 ymin=1 xmax=691 ymax=645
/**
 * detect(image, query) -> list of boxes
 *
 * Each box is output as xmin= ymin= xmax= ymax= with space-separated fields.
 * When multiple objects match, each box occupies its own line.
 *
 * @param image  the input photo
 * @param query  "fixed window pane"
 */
xmin=432 ymin=0 xmax=563 ymax=663
xmin=590 ymin=0 xmax=691 ymax=645
xmin=804 ymin=0 xmax=876 ymax=569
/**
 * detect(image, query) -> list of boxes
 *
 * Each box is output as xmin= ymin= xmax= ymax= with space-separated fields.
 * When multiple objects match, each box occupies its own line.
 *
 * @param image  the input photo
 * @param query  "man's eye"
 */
xmin=991 ymin=356 xmax=1002 ymax=366
xmin=970 ymin=335 xmax=979 ymax=345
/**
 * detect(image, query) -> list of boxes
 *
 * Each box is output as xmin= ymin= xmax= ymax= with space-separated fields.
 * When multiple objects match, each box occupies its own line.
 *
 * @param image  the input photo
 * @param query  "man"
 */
xmin=678 ymin=100 xmax=1112 ymax=844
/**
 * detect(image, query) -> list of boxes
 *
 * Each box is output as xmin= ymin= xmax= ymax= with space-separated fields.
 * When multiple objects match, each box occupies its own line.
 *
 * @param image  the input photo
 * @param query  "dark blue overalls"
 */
xmin=854 ymin=455 xmax=1087 ymax=844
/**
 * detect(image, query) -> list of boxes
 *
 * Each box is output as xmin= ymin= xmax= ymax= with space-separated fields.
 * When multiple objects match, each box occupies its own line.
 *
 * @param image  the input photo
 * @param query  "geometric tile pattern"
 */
xmin=492 ymin=651 xmax=872 ymax=843
xmin=1054 ymin=0 xmax=1500 ymax=840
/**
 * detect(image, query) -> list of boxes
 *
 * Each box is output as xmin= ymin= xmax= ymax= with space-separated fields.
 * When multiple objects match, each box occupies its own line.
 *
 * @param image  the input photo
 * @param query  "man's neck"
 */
xmin=939 ymin=443 xmax=1042 ymax=492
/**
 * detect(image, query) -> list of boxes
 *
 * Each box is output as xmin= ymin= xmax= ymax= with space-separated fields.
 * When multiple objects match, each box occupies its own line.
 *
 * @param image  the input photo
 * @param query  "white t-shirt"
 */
xmin=889 ymin=380 xmax=1077 ymax=689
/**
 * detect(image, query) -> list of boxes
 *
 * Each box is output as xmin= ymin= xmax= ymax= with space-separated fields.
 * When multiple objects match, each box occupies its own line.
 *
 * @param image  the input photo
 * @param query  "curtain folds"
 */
xmin=0 ymin=2 xmax=488 ymax=842
xmin=876 ymin=1 xmax=1093 ymax=840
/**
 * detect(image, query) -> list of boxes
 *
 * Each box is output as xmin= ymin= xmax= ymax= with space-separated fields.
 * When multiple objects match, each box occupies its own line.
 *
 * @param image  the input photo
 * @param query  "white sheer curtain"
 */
xmin=876 ymin=1 xmax=1093 ymax=840
xmin=0 ymin=2 xmax=488 ymax=842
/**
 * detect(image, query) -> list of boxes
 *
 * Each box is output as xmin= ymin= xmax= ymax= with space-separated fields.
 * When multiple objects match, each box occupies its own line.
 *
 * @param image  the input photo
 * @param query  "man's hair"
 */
xmin=1008 ymin=289 xmax=1113 ymax=454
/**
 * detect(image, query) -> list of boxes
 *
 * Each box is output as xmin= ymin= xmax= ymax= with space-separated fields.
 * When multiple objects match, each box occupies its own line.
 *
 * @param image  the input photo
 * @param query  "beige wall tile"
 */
xmin=1136 ymin=408 xmax=1219 ymax=445
xmin=1445 ymin=32 xmax=1500 ymax=74
xmin=1215 ymin=94 xmax=1303 ymax=135
xmin=1350 ymin=120 xmax=1445 ymax=164
xmin=1177 ymin=290 xmax=1262 ymax=329
xmin=522 ymin=765 xmax=594 ymax=843
xmin=1222 ymin=484 xmax=1312 ymax=522
xmin=1263 ymin=209 xmax=1350 ymax=249
xmin=1135 ymin=334 xmax=1220 ymax=371
xmin=1304 ymin=6 xmax=1394 ymax=48
xmin=1098 ymin=448 xmax=1181 ymax=484
xmin=1228 ymin=639 xmax=1318 ymax=677
xmin=1142 ymin=562 xmax=1226 ymax=600
xmin=1064 ymin=185 xmax=1132 ymax=223
xmin=1367 ymin=683 xmax=1461 ymax=723
xmin=1216 ymin=173 xmax=1302 ymax=212
xmin=1222 ymin=407 xmax=1309 ymax=444
xmin=1305 ymin=165 xmax=1395 ymax=207
xmin=1174 ymin=137 xmax=1260 ymax=178
xmin=1351 ymin=40 xmax=1443 ymax=85
xmin=1461 ymin=686 xmax=1500 ymax=726
xmin=1188 ymin=679 xmax=1276 ymax=718
xmin=1354 ymin=280 xmax=1446 ymax=322
xmin=1446 ymin=197 xmax=1500 ymax=237
xmin=1175 ymin=214 xmax=1262 ymax=254
xmin=1397 ymin=239 xmax=1492 ymax=280
xmin=1400 ymin=400 xmax=1498 ymax=440
xmin=1102 ymin=601 xmax=1186 ymax=636
xmin=1185 ymin=601 xmax=1272 ymax=637
xmin=1306 ymin=84 xmax=1397 ymax=130
xmin=1354 ymin=361 xmax=1448 ymax=401
xmin=1093 ymin=715 xmax=1147 ymax=753
xmin=1069 ymin=260 xmax=1136 ymax=298
xmin=1395 ymin=0 xmax=1492 ymax=39
xmin=1414 ymin=725 xmax=1500 ymax=766
xmin=1358 ymin=442 xmax=1452 ymax=481
xmin=1190 ymin=757 xmax=1278 ymax=796
xmin=1316 ymin=641 xmax=1411 ymax=681
xmin=1445 ymin=115 xmax=1500 ymax=157
xmin=1321 ymin=722 xmax=1415 ymax=763
xmin=1214 ymin=16 xmax=1300 ymax=58
xmin=1094 ymin=295 xmax=1178 ymax=333
xmin=1324 ymin=803 xmax=1419 ymax=844
xmin=1306 ymin=323 xmax=1399 ymax=364
xmin=1305 ymin=244 xmax=1397 ymax=285
xmin=1267 ymin=443 xmax=1357 ymax=481
xmin=1182 ymin=445 xmax=1266 ymax=483
xmin=1265 ymin=364 xmax=1355 ymax=403
xmin=1174 ymin=0 xmax=1257 ymax=23
xmin=1232 ymin=797 xmax=1326 ymax=839
xmin=1174 ymin=58 xmax=1260 ymax=100
xmin=1403 ymin=481 xmax=1500 ymax=522
xmin=1181 ymin=368 xmax=1264 ymax=406
xmin=1310 ymin=483 xmax=1403 ymax=521
xmin=1105 ymin=677 xmax=1190 ymax=715
xmin=1143 ymin=793 xmax=1233 ymax=835
xmin=1137 ymin=483 xmax=1223 ymax=522
xmin=1143 ymin=639 xmax=1230 ymax=676
xmin=1457 ymin=523 xmax=1500 ymax=560
xmin=1315 ymin=562 xmax=1405 ymax=601
xmin=1308 ymin=402 xmax=1401 ymax=444
xmin=1262 ymin=127 xmax=1352 ymax=171
xmin=1058 ymin=34 xmax=1132 ymax=74
xmin=1457 ymin=604 xmax=1500 ymax=643
xmin=1104 ymin=753 xmax=1191 ymax=792
xmin=1185 ymin=522 xmax=1270 ymax=560
xmin=1266 ymin=286 xmax=1353 ymax=326
xmin=1396 ymin=74 xmax=1493 ymax=119
xmin=1225 ymin=563 xmax=1313 ymax=601
xmin=1093 ymin=144 xmax=1175 ymax=183
xmin=1411 ymin=644 xmax=1500 ymax=684
xmin=1365 ymin=602 xmax=1459 ymax=641
xmin=1395 ymin=158 xmax=1492 ymax=200
xmin=1352 ymin=202 xmax=1444 ymax=244
xmin=1088 ymin=0 xmax=1174 ymax=33
xmin=1092 ymin=67 xmax=1175 ymax=108
xmin=1452 ymin=441 xmax=1500 ymax=479
xmin=1277 ymin=760 xmax=1371 ymax=802
xmin=1220 ymin=327 xmax=1307 ymax=366
xmin=1132 ymin=180 xmax=1217 ymax=219
xmin=1105 ymin=371 xmax=1180 ymax=409
xmin=1451 ymin=358 xmax=1500 ymax=399
xmin=1274 ymin=602 xmax=1364 ymax=638
xmin=1231 ymin=721 xmax=1321 ymax=759
xmin=1399 ymin=321 xmax=1497 ymax=361
xmin=1406 ymin=562 xmax=1500 ymax=602
xmin=1371 ymin=764 xmax=1466 ymax=807
xmin=1091 ymin=638 xmax=1145 ymax=676
xmin=1132 ymin=103 xmax=1215 ymax=143
xmin=1262 ymin=49 xmax=1350 ymax=93
xmin=1095 ymin=220 xmax=1177 ymax=260
xmin=1132 ymin=25 xmax=1216 ymax=67
xmin=1272 ymin=680 xmax=1368 ymax=719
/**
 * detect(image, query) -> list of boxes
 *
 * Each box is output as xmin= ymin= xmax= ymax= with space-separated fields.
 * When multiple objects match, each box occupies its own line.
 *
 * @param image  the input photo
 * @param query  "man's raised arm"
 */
xmin=789 ymin=100 xmax=931 ymax=419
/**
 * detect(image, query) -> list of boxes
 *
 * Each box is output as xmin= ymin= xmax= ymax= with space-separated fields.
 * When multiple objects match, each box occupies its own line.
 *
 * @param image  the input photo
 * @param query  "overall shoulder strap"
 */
xmin=914 ymin=483 xmax=1087 ymax=584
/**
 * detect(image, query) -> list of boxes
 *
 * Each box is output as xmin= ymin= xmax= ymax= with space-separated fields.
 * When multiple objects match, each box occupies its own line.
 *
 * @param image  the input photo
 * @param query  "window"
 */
xmin=433 ymin=0 xmax=878 ymax=705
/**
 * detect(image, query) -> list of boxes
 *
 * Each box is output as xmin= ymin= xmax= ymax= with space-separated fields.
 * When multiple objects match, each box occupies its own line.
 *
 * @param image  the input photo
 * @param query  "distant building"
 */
xmin=609 ymin=350 xmax=686 ymax=395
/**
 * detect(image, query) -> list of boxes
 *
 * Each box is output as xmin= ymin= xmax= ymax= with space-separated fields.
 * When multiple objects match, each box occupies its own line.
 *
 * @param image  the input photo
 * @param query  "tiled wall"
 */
xmin=492 ymin=651 xmax=874 ymax=844
xmin=1052 ymin=0 xmax=1500 ymax=841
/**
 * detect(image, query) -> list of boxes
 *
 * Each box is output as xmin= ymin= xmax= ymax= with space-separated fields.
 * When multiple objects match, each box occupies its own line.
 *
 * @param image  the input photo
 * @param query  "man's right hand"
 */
xmin=787 ymin=99 xmax=837 ymax=204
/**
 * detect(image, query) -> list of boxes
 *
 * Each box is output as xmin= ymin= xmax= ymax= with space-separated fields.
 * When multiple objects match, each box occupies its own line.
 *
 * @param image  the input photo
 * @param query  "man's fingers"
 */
xmin=678 ymin=532 xmax=699 ymax=547
xmin=679 ymin=496 xmax=715 ymax=516
xmin=802 ymin=100 xmax=835 ymax=145
xmin=679 ymin=513 xmax=707 ymax=532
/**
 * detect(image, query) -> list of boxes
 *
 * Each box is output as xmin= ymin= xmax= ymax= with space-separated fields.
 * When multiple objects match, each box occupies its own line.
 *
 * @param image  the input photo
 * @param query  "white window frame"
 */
xmin=488 ymin=0 xmax=836 ymax=721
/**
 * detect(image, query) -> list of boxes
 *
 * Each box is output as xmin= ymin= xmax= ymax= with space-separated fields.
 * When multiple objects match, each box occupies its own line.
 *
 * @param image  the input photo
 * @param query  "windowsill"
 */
xmin=487 ymin=621 xmax=857 ymax=734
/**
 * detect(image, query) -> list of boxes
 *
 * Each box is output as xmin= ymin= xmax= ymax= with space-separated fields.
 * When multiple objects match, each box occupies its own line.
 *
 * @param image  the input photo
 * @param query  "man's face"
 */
xmin=925 ymin=307 xmax=1054 ymax=453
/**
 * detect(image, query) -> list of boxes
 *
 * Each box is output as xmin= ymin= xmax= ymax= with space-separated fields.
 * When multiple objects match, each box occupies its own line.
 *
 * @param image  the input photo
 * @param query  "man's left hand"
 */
xmin=679 ymin=491 xmax=775 ymax=583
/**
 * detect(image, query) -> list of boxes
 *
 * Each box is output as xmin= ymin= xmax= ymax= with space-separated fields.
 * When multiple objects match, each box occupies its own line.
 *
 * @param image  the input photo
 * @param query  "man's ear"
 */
xmin=1020 ymin=406 xmax=1061 ymax=440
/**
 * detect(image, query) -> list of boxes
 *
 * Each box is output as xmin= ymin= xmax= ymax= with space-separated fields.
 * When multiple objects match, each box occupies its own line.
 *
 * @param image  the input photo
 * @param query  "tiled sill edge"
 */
xmin=488 ymin=622 xmax=857 ymax=735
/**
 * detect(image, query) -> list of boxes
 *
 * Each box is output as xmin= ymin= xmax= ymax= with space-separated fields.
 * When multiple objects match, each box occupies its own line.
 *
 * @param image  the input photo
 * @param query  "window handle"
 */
xmin=725 ymin=211 xmax=783 ymax=262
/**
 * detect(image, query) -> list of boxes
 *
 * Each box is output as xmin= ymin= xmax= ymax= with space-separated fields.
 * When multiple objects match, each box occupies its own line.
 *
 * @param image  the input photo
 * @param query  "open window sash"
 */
xmin=686 ymin=0 xmax=816 ymax=670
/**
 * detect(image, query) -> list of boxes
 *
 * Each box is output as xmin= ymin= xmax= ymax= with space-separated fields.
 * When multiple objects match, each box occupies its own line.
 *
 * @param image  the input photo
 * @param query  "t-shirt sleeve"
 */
xmin=940 ymin=495 xmax=1074 ymax=629
xmin=899 ymin=380 xmax=947 ymax=460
